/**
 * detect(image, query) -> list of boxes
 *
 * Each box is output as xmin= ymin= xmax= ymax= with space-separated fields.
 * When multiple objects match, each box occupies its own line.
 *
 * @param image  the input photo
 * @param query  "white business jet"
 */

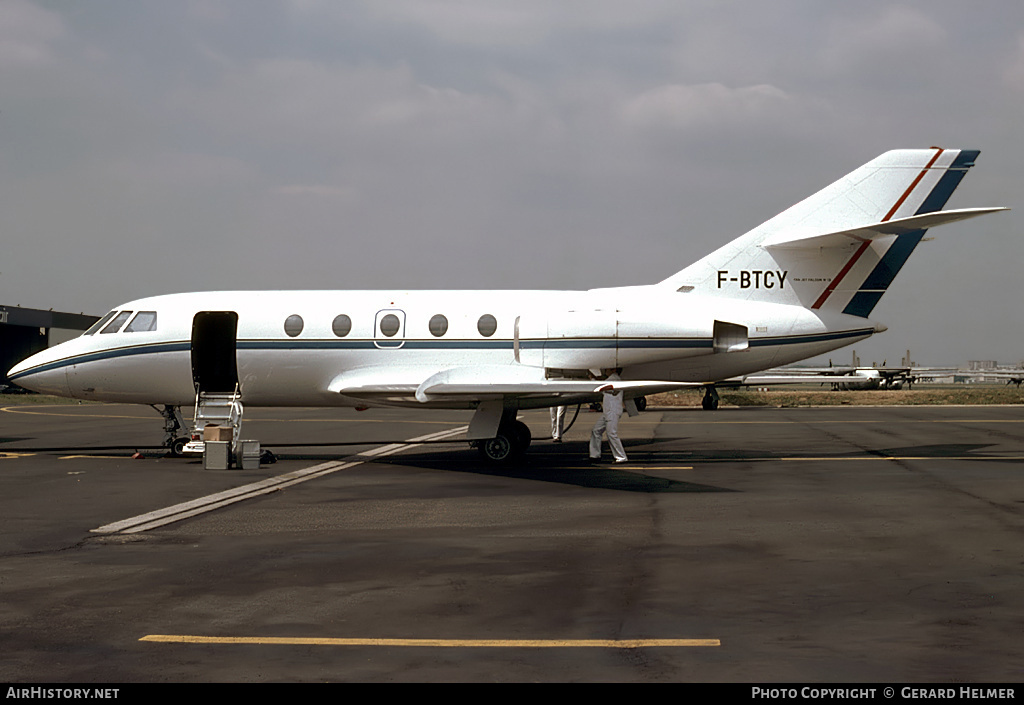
xmin=8 ymin=148 xmax=1007 ymax=461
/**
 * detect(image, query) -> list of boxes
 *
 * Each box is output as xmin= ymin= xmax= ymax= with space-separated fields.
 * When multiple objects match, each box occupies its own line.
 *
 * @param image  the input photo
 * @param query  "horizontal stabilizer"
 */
xmin=763 ymin=207 xmax=1008 ymax=250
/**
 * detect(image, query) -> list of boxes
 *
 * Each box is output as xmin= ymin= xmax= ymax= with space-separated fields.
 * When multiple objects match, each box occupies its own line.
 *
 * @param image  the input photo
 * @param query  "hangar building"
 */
xmin=1 ymin=305 xmax=99 ymax=388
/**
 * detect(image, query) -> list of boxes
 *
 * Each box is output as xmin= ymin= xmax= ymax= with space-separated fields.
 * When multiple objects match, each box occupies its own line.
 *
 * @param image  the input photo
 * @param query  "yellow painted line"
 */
xmin=549 ymin=465 xmax=694 ymax=470
xmin=1 ymin=406 xmax=152 ymax=419
xmin=658 ymin=418 xmax=1024 ymax=425
xmin=0 ymin=452 xmax=35 ymax=459
xmin=778 ymin=455 xmax=1024 ymax=462
xmin=59 ymin=455 xmax=131 ymax=460
xmin=691 ymin=455 xmax=1024 ymax=463
xmin=140 ymin=635 xmax=719 ymax=648
xmin=632 ymin=465 xmax=693 ymax=470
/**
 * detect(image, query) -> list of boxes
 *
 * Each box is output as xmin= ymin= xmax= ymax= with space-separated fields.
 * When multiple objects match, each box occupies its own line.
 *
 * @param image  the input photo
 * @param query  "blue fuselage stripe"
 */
xmin=10 ymin=328 xmax=873 ymax=380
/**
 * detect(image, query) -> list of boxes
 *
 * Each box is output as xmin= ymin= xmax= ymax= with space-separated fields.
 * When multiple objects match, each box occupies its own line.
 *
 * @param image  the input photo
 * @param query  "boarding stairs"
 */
xmin=192 ymin=385 xmax=244 ymax=455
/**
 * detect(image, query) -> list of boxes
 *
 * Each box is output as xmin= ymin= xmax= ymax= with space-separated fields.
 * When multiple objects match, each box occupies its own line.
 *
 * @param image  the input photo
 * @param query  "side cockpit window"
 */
xmin=84 ymin=311 xmax=118 ymax=336
xmin=125 ymin=311 xmax=157 ymax=333
xmin=100 ymin=311 xmax=133 ymax=334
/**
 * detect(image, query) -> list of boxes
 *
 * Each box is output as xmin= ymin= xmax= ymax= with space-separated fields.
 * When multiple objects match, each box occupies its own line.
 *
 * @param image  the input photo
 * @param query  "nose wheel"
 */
xmin=169 ymin=437 xmax=190 ymax=457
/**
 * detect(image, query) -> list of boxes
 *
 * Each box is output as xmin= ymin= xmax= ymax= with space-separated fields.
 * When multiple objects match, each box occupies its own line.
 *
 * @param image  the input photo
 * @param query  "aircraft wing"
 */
xmin=328 ymin=365 xmax=700 ymax=404
xmin=718 ymin=373 xmax=872 ymax=387
xmin=756 ymin=366 xmax=857 ymax=376
xmin=327 ymin=365 xmax=439 ymax=396
xmin=907 ymin=370 xmax=956 ymax=380
xmin=968 ymin=371 xmax=1024 ymax=384
xmin=414 ymin=366 xmax=699 ymax=402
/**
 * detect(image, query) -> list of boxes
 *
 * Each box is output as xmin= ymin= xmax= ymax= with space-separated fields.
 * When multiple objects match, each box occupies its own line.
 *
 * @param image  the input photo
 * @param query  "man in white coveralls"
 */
xmin=589 ymin=369 xmax=628 ymax=464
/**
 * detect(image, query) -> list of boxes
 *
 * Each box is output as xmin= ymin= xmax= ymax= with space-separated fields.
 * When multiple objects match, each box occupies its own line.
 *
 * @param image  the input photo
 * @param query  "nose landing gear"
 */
xmin=155 ymin=405 xmax=191 ymax=456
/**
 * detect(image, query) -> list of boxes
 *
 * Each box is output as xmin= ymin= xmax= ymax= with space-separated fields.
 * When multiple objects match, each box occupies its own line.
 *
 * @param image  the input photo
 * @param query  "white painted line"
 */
xmin=92 ymin=425 xmax=468 ymax=535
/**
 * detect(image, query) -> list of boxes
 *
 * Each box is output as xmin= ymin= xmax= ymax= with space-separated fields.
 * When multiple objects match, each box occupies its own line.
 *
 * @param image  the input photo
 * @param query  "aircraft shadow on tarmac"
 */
xmin=354 ymin=438 xmax=1019 ymax=494
xmin=375 ymin=447 xmax=733 ymax=493
xmin=345 ymin=436 xmax=731 ymax=493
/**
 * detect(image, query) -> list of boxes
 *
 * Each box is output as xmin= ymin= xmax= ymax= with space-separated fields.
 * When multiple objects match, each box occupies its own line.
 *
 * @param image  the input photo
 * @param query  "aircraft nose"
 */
xmin=7 ymin=351 xmax=71 ymax=397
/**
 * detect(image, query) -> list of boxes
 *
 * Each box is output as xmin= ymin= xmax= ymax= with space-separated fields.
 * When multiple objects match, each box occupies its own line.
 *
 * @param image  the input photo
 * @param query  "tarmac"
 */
xmin=1 ymin=401 xmax=1022 ymax=682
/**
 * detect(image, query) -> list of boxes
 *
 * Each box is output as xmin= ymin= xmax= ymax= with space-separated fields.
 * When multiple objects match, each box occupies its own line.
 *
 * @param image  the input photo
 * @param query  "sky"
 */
xmin=2 ymin=1 xmax=1021 ymax=366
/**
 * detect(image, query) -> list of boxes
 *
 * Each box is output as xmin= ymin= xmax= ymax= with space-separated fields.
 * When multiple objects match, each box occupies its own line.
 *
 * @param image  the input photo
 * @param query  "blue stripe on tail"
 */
xmin=842 ymin=150 xmax=979 ymax=318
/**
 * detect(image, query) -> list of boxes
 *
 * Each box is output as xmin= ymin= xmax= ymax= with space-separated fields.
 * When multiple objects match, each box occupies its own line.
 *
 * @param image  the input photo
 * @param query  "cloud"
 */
xmin=165 ymin=58 xmax=519 ymax=150
xmin=820 ymin=5 xmax=947 ymax=78
xmin=296 ymin=0 xmax=682 ymax=48
xmin=1003 ymin=32 xmax=1024 ymax=91
xmin=621 ymin=82 xmax=794 ymax=133
xmin=0 ymin=0 xmax=66 ymax=68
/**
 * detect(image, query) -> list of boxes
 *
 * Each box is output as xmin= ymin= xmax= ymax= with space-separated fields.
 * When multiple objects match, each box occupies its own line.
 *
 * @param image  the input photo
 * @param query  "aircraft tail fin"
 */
xmin=660 ymin=148 xmax=1006 ymax=317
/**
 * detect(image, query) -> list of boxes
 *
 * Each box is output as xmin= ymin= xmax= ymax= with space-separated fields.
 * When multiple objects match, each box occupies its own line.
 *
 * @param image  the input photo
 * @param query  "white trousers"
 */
xmin=590 ymin=408 xmax=627 ymax=462
xmin=550 ymin=406 xmax=566 ymax=440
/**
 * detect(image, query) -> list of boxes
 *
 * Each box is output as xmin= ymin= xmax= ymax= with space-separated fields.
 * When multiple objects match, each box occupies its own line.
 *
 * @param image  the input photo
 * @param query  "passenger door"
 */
xmin=191 ymin=311 xmax=239 ymax=393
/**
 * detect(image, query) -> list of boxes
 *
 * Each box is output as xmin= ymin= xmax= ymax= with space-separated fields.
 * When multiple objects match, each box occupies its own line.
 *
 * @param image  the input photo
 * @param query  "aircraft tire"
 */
xmin=479 ymin=420 xmax=531 ymax=462
xmin=479 ymin=433 xmax=515 ymax=462
xmin=701 ymin=395 xmax=719 ymax=411
xmin=511 ymin=420 xmax=531 ymax=456
xmin=635 ymin=396 xmax=647 ymax=412
xmin=170 ymin=437 xmax=189 ymax=457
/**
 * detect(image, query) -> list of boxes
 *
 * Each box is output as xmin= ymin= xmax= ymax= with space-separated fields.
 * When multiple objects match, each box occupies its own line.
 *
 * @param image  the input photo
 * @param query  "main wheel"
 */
xmin=479 ymin=420 xmax=531 ymax=462
xmin=701 ymin=393 xmax=719 ymax=411
xmin=511 ymin=420 xmax=531 ymax=455
xmin=479 ymin=433 xmax=515 ymax=462
xmin=635 ymin=396 xmax=647 ymax=412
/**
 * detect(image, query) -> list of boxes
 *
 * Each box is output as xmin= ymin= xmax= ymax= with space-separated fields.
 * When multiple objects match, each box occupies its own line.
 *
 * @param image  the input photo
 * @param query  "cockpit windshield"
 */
xmin=100 ymin=311 xmax=133 ymax=334
xmin=83 ymin=311 xmax=117 ymax=336
xmin=83 ymin=310 xmax=159 ymax=336
xmin=125 ymin=311 xmax=157 ymax=332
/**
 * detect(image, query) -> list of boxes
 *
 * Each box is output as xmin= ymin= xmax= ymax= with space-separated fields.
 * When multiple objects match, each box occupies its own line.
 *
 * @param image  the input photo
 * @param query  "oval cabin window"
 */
xmin=284 ymin=314 xmax=304 ymax=337
xmin=379 ymin=313 xmax=401 ymax=337
xmin=477 ymin=314 xmax=497 ymax=337
xmin=332 ymin=314 xmax=352 ymax=337
xmin=429 ymin=314 xmax=448 ymax=337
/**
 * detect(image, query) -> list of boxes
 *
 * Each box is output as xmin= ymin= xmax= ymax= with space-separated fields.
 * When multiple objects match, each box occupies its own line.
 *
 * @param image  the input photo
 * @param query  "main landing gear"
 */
xmin=477 ymin=418 xmax=532 ymax=462
xmin=474 ymin=397 xmax=648 ymax=463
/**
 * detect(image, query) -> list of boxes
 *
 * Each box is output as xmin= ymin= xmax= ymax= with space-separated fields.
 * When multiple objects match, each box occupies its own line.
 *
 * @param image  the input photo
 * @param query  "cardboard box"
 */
xmin=203 ymin=425 xmax=233 ymax=442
